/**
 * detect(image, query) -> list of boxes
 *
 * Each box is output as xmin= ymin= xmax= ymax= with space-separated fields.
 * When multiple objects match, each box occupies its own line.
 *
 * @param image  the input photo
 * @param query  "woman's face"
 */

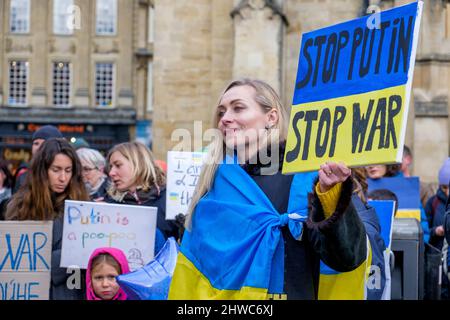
xmin=217 ymin=85 xmax=273 ymax=150
xmin=365 ymin=165 xmax=387 ymax=179
xmin=48 ymin=153 xmax=73 ymax=193
xmin=80 ymin=160 xmax=104 ymax=188
xmin=108 ymin=151 xmax=136 ymax=192
xmin=91 ymin=262 xmax=120 ymax=300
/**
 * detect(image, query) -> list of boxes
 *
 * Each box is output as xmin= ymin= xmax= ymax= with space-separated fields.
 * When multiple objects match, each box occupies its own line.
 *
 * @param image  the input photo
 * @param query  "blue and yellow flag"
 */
xmin=168 ymin=162 xmax=317 ymax=300
xmin=319 ymin=239 xmax=372 ymax=300
xmin=368 ymin=176 xmax=421 ymax=220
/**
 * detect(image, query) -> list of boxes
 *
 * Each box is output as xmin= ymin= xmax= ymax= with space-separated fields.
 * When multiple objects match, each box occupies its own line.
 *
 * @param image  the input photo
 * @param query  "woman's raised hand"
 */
xmin=318 ymin=162 xmax=351 ymax=193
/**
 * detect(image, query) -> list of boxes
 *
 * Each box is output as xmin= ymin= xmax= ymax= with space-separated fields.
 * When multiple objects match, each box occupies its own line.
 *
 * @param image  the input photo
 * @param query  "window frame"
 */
xmin=52 ymin=61 xmax=72 ymax=107
xmin=53 ymin=0 xmax=75 ymax=35
xmin=8 ymin=60 xmax=29 ymax=107
xmin=95 ymin=0 xmax=118 ymax=36
xmin=94 ymin=62 xmax=115 ymax=108
xmin=9 ymin=0 xmax=31 ymax=34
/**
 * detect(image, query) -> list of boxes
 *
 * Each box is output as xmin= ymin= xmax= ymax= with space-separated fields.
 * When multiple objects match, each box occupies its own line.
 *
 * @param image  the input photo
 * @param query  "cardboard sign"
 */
xmin=368 ymin=200 xmax=396 ymax=250
xmin=166 ymin=151 xmax=206 ymax=220
xmin=283 ymin=2 xmax=423 ymax=173
xmin=60 ymin=200 xmax=157 ymax=271
xmin=0 ymin=221 xmax=53 ymax=300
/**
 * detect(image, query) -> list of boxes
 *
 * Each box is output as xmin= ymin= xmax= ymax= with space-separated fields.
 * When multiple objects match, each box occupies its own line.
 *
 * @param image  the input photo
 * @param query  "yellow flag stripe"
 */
xmin=168 ymin=252 xmax=268 ymax=300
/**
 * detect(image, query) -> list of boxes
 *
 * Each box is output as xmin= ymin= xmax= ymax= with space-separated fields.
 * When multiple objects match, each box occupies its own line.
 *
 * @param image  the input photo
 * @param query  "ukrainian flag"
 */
xmin=368 ymin=176 xmax=429 ymax=242
xmin=168 ymin=161 xmax=315 ymax=300
xmin=318 ymin=238 xmax=372 ymax=300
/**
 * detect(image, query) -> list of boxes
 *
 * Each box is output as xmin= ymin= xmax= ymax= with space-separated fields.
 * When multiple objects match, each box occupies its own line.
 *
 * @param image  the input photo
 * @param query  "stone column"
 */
xmin=0 ymin=0 xmax=4 ymax=105
xmin=30 ymin=0 xmax=49 ymax=106
xmin=117 ymin=0 xmax=133 ymax=109
xmin=73 ymin=0 xmax=91 ymax=107
xmin=153 ymin=0 xmax=213 ymax=160
xmin=231 ymin=0 xmax=287 ymax=94
xmin=412 ymin=0 xmax=450 ymax=180
xmin=210 ymin=0 xmax=234 ymax=119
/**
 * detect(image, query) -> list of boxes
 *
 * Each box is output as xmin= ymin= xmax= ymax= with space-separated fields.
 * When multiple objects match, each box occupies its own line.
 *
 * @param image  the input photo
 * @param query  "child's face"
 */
xmin=91 ymin=262 xmax=120 ymax=300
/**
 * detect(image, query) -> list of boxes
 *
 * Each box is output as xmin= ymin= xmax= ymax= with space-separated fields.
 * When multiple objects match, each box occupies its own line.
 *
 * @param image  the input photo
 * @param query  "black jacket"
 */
xmin=241 ymin=143 xmax=366 ymax=299
xmin=50 ymin=215 xmax=86 ymax=300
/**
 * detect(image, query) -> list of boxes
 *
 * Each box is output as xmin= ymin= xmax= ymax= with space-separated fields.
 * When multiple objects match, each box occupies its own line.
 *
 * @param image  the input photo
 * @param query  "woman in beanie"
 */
xmin=13 ymin=125 xmax=64 ymax=193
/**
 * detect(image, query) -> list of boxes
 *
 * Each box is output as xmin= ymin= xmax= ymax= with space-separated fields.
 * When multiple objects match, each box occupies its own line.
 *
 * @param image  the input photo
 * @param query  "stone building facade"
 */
xmin=0 ymin=0 xmax=448 ymax=183
xmin=0 ymin=0 xmax=154 ymax=170
xmin=153 ymin=0 xmax=450 ymax=183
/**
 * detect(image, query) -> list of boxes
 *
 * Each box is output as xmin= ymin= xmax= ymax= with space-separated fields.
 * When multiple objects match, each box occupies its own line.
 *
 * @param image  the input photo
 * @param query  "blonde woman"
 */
xmin=169 ymin=79 xmax=367 ymax=300
xmin=105 ymin=142 xmax=180 ymax=243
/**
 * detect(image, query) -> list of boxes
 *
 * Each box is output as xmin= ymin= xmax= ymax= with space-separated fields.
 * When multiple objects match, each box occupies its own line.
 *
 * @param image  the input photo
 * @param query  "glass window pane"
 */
xmin=96 ymin=0 xmax=117 ymax=35
xmin=52 ymin=62 xmax=71 ymax=106
xmin=95 ymin=63 xmax=114 ymax=107
xmin=53 ymin=0 xmax=74 ymax=35
xmin=10 ymin=0 xmax=30 ymax=33
xmin=9 ymin=60 xmax=28 ymax=105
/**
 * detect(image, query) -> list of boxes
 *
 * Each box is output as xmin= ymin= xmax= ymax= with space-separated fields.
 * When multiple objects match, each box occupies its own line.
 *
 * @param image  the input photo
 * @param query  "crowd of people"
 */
xmin=0 ymin=78 xmax=449 ymax=300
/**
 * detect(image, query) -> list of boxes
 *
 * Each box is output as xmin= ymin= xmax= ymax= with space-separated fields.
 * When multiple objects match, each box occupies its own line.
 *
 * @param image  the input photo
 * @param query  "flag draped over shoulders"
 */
xmin=168 ymin=161 xmax=316 ymax=300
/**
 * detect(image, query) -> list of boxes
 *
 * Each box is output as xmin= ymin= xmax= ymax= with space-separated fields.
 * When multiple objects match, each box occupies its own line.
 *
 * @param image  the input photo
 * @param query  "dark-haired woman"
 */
xmin=6 ymin=138 xmax=89 ymax=299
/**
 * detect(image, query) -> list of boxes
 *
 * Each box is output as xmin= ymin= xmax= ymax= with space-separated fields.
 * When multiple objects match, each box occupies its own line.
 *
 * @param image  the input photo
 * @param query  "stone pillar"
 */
xmin=153 ymin=0 xmax=213 ymax=160
xmin=412 ymin=0 xmax=450 ymax=180
xmin=117 ymin=0 xmax=133 ymax=109
xmin=414 ymin=117 xmax=449 ymax=182
xmin=0 ymin=0 xmax=4 ymax=105
xmin=30 ymin=0 xmax=49 ymax=106
xmin=73 ymin=0 xmax=91 ymax=107
xmin=231 ymin=0 xmax=287 ymax=94
xmin=134 ymin=1 xmax=152 ymax=120
xmin=210 ymin=0 xmax=234 ymax=119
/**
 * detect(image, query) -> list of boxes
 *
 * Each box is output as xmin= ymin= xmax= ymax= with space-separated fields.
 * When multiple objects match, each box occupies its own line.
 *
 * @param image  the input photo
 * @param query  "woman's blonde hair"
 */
xmin=106 ymin=142 xmax=166 ymax=199
xmin=185 ymin=78 xmax=289 ymax=229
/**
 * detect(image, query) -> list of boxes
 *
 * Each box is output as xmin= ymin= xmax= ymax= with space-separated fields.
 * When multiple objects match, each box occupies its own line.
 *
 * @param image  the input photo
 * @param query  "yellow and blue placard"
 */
xmin=283 ymin=2 xmax=423 ymax=173
xmin=368 ymin=176 xmax=421 ymax=220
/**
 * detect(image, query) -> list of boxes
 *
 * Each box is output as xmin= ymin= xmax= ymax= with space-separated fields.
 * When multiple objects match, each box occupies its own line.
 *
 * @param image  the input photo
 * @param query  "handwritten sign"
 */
xmin=0 ymin=221 xmax=53 ymax=300
xmin=283 ymin=2 xmax=423 ymax=173
xmin=60 ymin=201 xmax=157 ymax=271
xmin=166 ymin=151 xmax=206 ymax=220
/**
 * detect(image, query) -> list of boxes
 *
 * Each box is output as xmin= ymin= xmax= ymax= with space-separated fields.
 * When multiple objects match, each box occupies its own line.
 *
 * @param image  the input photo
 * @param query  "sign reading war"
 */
xmin=0 ymin=221 xmax=53 ymax=300
xmin=283 ymin=2 xmax=423 ymax=173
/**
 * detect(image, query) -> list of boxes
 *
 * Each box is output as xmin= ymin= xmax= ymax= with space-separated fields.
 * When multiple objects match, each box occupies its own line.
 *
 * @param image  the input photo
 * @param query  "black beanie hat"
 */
xmin=32 ymin=125 xmax=63 ymax=141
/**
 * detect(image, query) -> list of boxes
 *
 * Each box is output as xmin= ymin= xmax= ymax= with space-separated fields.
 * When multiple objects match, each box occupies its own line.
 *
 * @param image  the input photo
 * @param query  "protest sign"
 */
xmin=367 ymin=200 xmax=396 ymax=300
xmin=60 ymin=200 xmax=157 ymax=271
xmin=0 ymin=221 xmax=53 ymax=300
xmin=368 ymin=176 xmax=421 ymax=220
xmin=283 ymin=2 xmax=423 ymax=173
xmin=368 ymin=200 xmax=396 ymax=249
xmin=166 ymin=151 xmax=206 ymax=220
